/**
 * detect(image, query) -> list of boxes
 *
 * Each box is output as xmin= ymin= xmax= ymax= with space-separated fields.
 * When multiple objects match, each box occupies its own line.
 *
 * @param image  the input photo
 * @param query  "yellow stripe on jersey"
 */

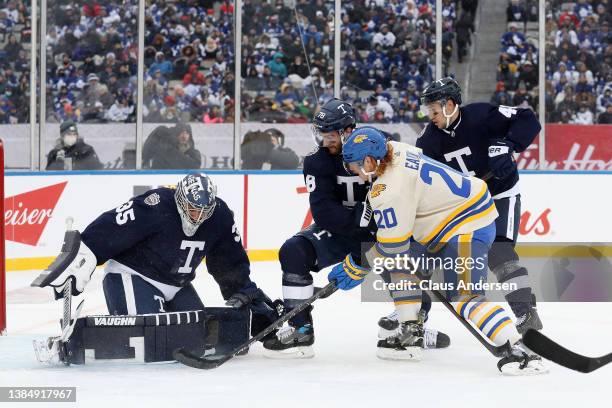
xmin=394 ymin=299 xmax=421 ymax=306
xmin=421 ymin=183 xmax=488 ymax=244
xmin=377 ymin=230 xmax=413 ymax=244
xmin=430 ymin=204 xmax=496 ymax=253
xmin=476 ymin=306 xmax=503 ymax=329
xmin=454 ymin=294 xmax=479 ymax=315
xmin=468 ymin=300 xmax=489 ymax=320
xmin=458 ymin=232 xmax=473 ymax=296
xmin=489 ymin=319 xmax=513 ymax=342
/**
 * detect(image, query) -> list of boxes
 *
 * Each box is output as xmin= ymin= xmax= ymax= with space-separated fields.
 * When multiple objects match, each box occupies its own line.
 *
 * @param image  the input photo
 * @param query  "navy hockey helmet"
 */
xmin=175 ymin=173 xmax=217 ymax=236
xmin=342 ymin=127 xmax=388 ymax=177
xmin=311 ymin=98 xmax=356 ymax=144
xmin=420 ymin=77 xmax=462 ymax=106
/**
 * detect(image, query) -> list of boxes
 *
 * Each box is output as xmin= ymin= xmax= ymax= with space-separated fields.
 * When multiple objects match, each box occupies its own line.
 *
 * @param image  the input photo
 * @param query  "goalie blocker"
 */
xmin=40 ymin=308 xmax=250 ymax=365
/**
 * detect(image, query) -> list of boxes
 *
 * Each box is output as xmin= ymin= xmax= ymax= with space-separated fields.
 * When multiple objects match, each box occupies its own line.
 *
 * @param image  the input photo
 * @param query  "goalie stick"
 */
xmin=173 ymin=282 xmax=338 ymax=369
xmin=522 ymin=329 xmax=612 ymax=373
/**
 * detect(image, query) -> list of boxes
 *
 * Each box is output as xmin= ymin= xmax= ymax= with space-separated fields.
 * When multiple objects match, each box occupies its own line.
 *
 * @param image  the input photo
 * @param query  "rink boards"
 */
xmin=4 ymin=171 xmax=612 ymax=270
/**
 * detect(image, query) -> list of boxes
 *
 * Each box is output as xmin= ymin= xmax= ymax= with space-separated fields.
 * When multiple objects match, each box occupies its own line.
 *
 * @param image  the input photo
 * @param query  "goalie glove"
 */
xmin=31 ymin=231 xmax=98 ymax=298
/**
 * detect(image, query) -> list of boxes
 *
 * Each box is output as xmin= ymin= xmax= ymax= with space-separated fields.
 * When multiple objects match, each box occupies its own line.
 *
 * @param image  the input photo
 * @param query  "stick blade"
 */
xmin=172 ymin=348 xmax=227 ymax=370
xmin=523 ymin=329 xmax=612 ymax=373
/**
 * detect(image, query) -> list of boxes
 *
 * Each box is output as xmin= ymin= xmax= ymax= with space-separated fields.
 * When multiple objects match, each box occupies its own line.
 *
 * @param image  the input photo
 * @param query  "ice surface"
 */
xmin=1 ymin=262 xmax=611 ymax=408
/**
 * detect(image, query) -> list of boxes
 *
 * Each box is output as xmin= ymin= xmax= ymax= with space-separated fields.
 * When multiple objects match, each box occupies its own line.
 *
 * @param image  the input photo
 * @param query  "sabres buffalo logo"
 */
xmin=354 ymin=135 xmax=368 ymax=143
xmin=370 ymin=184 xmax=386 ymax=198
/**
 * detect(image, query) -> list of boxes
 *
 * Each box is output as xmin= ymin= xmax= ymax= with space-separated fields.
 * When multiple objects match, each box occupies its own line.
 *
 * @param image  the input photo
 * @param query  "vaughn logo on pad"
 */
xmin=93 ymin=317 xmax=138 ymax=326
xmin=4 ymin=182 xmax=68 ymax=246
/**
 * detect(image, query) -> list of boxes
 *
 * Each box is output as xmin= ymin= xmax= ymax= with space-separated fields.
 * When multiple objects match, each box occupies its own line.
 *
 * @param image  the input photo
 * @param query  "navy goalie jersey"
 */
xmin=81 ymin=188 xmax=251 ymax=298
xmin=303 ymin=146 xmax=370 ymax=239
xmin=416 ymin=103 xmax=541 ymax=197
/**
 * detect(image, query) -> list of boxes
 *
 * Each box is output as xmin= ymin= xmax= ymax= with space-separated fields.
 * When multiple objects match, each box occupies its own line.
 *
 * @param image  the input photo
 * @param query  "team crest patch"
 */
xmin=370 ymin=184 xmax=386 ymax=198
xmin=144 ymin=193 xmax=161 ymax=206
xmin=354 ymin=135 xmax=368 ymax=143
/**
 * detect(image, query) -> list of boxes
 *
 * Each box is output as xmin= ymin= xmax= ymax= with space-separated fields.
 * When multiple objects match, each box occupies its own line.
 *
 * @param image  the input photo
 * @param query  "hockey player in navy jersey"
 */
xmin=415 ymin=77 xmax=543 ymax=333
xmin=38 ymin=173 xmax=278 ymax=334
xmin=262 ymin=98 xmax=449 ymax=358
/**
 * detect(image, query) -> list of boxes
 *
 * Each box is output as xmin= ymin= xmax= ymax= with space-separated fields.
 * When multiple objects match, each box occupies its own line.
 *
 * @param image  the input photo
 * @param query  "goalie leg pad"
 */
xmin=59 ymin=308 xmax=249 ymax=365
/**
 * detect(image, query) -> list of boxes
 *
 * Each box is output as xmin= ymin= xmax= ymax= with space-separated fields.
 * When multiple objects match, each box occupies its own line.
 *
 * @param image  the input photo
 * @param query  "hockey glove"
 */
xmin=32 ymin=231 xmax=98 ymax=299
xmin=328 ymin=254 xmax=370 ymax=291
xmin=226 ymin=284 xmax=283 ymax=340
xmin=488 ymin=139 xmax=517 ymax=179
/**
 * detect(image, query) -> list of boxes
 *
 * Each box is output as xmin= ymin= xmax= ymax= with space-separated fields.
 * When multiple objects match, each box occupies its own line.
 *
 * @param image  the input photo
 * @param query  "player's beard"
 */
xmin=324 ymin=141 xmax=341 ymax=155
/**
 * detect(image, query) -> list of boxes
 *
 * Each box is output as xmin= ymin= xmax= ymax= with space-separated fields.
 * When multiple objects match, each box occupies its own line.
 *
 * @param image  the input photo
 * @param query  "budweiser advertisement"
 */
xmin=4 ymin=172 xmax=611 ymax=269
xmin=517 ymin=124 xmax=612 ymax=170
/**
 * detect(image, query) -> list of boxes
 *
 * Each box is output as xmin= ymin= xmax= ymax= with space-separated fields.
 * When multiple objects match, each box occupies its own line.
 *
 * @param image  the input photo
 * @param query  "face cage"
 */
xmin=175 ymin=187 xmax=216 ymax=235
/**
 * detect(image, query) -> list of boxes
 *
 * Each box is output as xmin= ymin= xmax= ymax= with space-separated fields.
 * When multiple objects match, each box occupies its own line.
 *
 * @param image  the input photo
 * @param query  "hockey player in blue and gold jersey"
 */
xmin=416 ymin=77 xmax=543 ymax=334
xmin=331 ymin=127 xmax=546 ymax=374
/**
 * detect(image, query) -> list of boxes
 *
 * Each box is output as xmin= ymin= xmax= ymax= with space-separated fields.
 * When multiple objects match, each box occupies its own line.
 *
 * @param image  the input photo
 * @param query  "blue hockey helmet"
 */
xmin=175 ymin=173 xmax=217 ymax=236
xmin=342 ymin=127 xmax=388 ymax=172
xmin=420 ymin=77 xmax=462 ymax=106
xmin=311 ymin=98 xmax=356 ymax=144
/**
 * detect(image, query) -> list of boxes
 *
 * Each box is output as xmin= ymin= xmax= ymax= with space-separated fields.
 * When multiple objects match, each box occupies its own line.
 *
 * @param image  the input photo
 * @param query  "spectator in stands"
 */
xmin=555 ymin=84 xmax=578 ymax=115
xmin=507 ymin=0 xmax=526 ymax=23
xmin=268 ymin=52 xmax=288 ymax=78
xmin=46 ymin=120 xmax=103 ymax=170
xmin=491 ymin=81 xmax=510 ymax=106
xmin=518 ymin=60 xmax=538 ymax=89
xmin=596 ymin=87 xmax=612 ymax=114
xmin=365 ymin=94 xmax=393 ymax=122
xmin=372 ymin=24 xmax=396 ymax=49
xmin=598 ymin=102 xmax=612 ymax=124
xmin=4 ymin=33 xmax=20 ymax=61
xmin=456 ymin=11 xmax=474 ymax=63
xmin=147 ymin=51 xmax=172 ymax=77
xmin=497 ymin=57 xmax=518 ymax=90
xmin=106 ymin=94 xmax=134 ymax=122
xmin=571 ymin=102 xmax=594 ymax=124
xmin=288 ymin=55 xmax=310 ymax=80
xmin=203 ymin=105 xmax=224 ymax=123
xmin=502 ymin=22 xmax=526 ymax=47
xmin=142 ymin=122 xmax=201 ymax=170
xmin=241 ymin=128 xmax=299 ymax=170
xmin=513 ymin=81 xmax=536 ymax=108
xmin=552 ymin=61 xmax=573 ymax=88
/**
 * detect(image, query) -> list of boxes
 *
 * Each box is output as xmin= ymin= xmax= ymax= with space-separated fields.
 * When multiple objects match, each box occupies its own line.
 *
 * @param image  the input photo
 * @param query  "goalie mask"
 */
xmin=175 ymin=173 xmax=217 ymax=236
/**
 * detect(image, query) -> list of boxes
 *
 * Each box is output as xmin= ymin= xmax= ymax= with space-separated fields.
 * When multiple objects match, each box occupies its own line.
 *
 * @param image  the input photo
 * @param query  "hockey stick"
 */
xmin=522 ymin=329 xmax=612 ymax=373
xmin=173 ymin=282 xmax=338 ymax=369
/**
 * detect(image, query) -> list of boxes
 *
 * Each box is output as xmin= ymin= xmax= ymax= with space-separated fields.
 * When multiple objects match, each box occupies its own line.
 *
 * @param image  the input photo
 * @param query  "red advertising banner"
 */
xmin=4 ymin=182 xmax=68 ymax=246
xmin=517 ymin=124 xmax=612 ymax=170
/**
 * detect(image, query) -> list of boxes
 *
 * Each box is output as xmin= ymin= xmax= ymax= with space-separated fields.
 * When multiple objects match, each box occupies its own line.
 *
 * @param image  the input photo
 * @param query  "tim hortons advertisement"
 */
xmin=517 ymin=124 xmax=612 ymax=170
xmin=4 ymin=172 xmax=611 ymax=270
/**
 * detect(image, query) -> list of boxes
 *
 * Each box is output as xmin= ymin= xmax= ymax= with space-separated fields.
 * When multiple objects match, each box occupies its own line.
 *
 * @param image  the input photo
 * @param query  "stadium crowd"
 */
xmin=492 ymin=0 xmax=611 ymax=124
xmin=0 ymin=0 xmax=31 ymax=124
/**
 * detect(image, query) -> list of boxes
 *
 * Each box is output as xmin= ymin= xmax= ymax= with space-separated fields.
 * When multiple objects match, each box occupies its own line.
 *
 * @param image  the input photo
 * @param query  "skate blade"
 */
xmin=376 ymin=347 xmax=422 ymax=361
xmin=32 ymin=339 xmax=61 ymax=365
xmin=500 ymin=360 xmax=549 ymax=376
xmin=263 ymin=346 xmax=315 ymax=360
